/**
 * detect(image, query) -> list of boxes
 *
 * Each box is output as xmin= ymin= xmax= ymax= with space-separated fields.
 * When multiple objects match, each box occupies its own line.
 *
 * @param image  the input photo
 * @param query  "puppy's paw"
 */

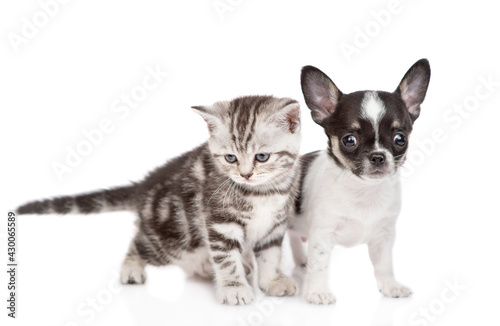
xmin=120 ymin=262 xmax=146 ymax=284
xmin=305 ymin=291 xmax=336 ymax=305
xmin=379 ymin=281 xmax=413 ymax=298
xmin=262 ymin=276 xmax=297 ymax=297
xmin=216 ymin=283 xmax=254 ymax=305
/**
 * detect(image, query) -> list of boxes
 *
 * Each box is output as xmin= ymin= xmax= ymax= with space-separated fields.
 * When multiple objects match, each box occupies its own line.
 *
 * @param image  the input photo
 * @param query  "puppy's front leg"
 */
xmin=304 ymin=233 xmax=336 ymax=304
xmin=368 ymin=225 xmax=412 ymax=298
xmin=289 ymin=231 xmax=308 ymax=268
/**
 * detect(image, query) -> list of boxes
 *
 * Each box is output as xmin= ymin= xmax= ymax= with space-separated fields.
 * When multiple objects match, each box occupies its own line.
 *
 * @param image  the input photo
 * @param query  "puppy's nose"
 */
xmin=369 ymin=153 xmax=386 ymax=167
xmin=240 ymin=172 xmax=253 ymax=180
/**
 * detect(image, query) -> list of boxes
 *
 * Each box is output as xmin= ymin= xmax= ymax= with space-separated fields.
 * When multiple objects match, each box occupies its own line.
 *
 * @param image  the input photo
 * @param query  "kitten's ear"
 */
xmin=270 ymin=100 xmax=301 ymax=133
xmin=192 ymin=105 xmax=222 ymax=132
xmin=395 ymin=59 xmax=431 ymax=122
xmin=301 ymin=66 xmax=342 ymax=125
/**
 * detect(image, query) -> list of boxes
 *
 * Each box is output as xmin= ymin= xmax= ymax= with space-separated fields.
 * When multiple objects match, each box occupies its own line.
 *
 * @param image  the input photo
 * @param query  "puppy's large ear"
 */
xmin=395 ymin=59 xmax=431 ymax=121
xmin=301 ymin=66 xmax=342 ymax=125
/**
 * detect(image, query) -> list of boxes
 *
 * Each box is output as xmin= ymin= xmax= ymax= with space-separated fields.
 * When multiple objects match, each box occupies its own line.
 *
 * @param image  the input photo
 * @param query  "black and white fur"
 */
xmin=18 ymin=95 xmax=302 ymax=305
xmin=290 ymin=59 xmax=431 ymax=304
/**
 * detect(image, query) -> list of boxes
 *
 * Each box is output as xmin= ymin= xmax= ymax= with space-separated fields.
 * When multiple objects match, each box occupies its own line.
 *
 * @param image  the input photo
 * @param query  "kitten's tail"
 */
xmin=17 ymin=185 xmax=137 ymax=215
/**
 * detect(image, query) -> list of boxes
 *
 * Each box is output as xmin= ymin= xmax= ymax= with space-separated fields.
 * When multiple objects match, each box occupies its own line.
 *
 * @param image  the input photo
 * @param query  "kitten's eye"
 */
xmin=342 ymin=135 xmax=357 ymax=148
xmin=393 ymin=133 xmax=407 ymax=147
xmin=255 ymin=153 xmax=270 ymax=162
xmin=224 ymin=154 xmax=237 ymax=163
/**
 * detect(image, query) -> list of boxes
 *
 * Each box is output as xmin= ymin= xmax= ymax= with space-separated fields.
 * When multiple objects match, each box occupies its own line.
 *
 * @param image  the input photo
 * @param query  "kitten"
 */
xmin=18 ymin=95 xmax=301 ymax=305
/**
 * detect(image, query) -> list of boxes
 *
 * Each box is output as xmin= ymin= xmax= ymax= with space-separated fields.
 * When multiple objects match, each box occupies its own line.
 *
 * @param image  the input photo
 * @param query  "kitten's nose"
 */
xmin=369 ymin=153 xmax=386 ymax=167
xmin=240 ymin=172 xmax=253 ymax=180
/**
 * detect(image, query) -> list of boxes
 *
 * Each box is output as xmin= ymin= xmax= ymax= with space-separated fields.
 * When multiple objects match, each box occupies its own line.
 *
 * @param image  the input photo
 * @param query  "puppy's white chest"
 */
xmin=330 ymin=188 xmax=397 ymax=246
xmin=299 ymin=155 xmax=401 ymax=247
xmin=343 ymin=184 xmax=397 ymax=219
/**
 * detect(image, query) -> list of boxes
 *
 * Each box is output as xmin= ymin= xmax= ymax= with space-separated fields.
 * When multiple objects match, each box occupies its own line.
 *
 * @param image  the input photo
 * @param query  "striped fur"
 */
xmin=17 ymin=95 xmax=301 ymax=305
xmin=17 ymin=185 xmax=136 ymax=215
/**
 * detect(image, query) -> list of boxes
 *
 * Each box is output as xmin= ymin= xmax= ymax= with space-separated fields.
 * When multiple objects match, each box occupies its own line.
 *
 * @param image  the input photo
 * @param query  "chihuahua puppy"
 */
xmin=289 ymin=59 xmax=431 ymax=304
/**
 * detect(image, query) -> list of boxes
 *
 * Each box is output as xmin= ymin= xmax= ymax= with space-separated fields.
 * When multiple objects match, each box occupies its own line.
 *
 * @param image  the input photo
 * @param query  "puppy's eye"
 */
xmin=342 ymin=135 xmax=357 ymax=148
xmin=393 ymin=133 xmax=406 ymax=147
xmin=255 ymin=153 xmax=270 ymax=162
xmin=224 ymin=154 xmax=237 ymax=163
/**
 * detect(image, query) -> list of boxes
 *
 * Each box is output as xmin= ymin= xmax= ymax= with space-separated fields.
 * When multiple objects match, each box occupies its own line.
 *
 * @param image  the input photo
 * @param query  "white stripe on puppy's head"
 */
xmin=361 ymin=92 xmax=385 ymax=126
xmin=361 ymin=91 xmax=385 ymax=146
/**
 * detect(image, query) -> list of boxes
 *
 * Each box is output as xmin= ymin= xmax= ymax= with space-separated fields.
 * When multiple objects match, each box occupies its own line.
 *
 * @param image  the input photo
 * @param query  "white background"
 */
xmin=1 ymin=1 xmax=499 ymax=325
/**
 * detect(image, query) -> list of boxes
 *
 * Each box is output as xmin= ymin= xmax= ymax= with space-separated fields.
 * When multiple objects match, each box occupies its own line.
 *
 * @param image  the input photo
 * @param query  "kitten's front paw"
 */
xmin=217 ymin=283 xmax=254 ymax=305
xmin=262 ymin=276 xmax=297 ymax=297
xmin=378 ymin=281 xmax=413 ymax=298
xmin=305 ymin=291 xmax=336 ymax=305
xmin=120 ymin=263 xmax=146 ymax=284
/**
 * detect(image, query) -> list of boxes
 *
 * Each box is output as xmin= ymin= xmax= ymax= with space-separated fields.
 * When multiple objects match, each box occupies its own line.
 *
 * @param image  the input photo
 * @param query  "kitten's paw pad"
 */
xmin=379 ymin=281 xmax=412 ymax=298
xmin=120 ymin=264 xmax=146 ymax=285
xmin=305 ymin=291 xmax=336 ymax=305
xmin=263 ymin=276 xmax=297 ymax=297
xmin=217 ymin=284 xmax=254 ymax=305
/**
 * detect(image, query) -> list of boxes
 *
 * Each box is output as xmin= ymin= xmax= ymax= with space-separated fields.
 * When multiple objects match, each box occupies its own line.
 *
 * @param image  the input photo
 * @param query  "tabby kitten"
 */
xmin=18 ymin=95 xmax=301 ymax=305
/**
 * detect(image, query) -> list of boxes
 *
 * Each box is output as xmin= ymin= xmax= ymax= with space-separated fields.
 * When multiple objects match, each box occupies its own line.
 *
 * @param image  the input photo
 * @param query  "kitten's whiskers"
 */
xmin=208 ymin=178 xmax=231 ymax=205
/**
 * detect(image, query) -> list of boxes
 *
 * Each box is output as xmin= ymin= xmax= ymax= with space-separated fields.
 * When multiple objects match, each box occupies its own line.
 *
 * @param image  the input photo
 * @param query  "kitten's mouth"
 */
xmin=238 ymin=178 xmax=258 ymax=185
xmin=234 ymin=176 xmax=265 ymax=186
xmin=233 ymin=176 xmax=252 ymax=183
